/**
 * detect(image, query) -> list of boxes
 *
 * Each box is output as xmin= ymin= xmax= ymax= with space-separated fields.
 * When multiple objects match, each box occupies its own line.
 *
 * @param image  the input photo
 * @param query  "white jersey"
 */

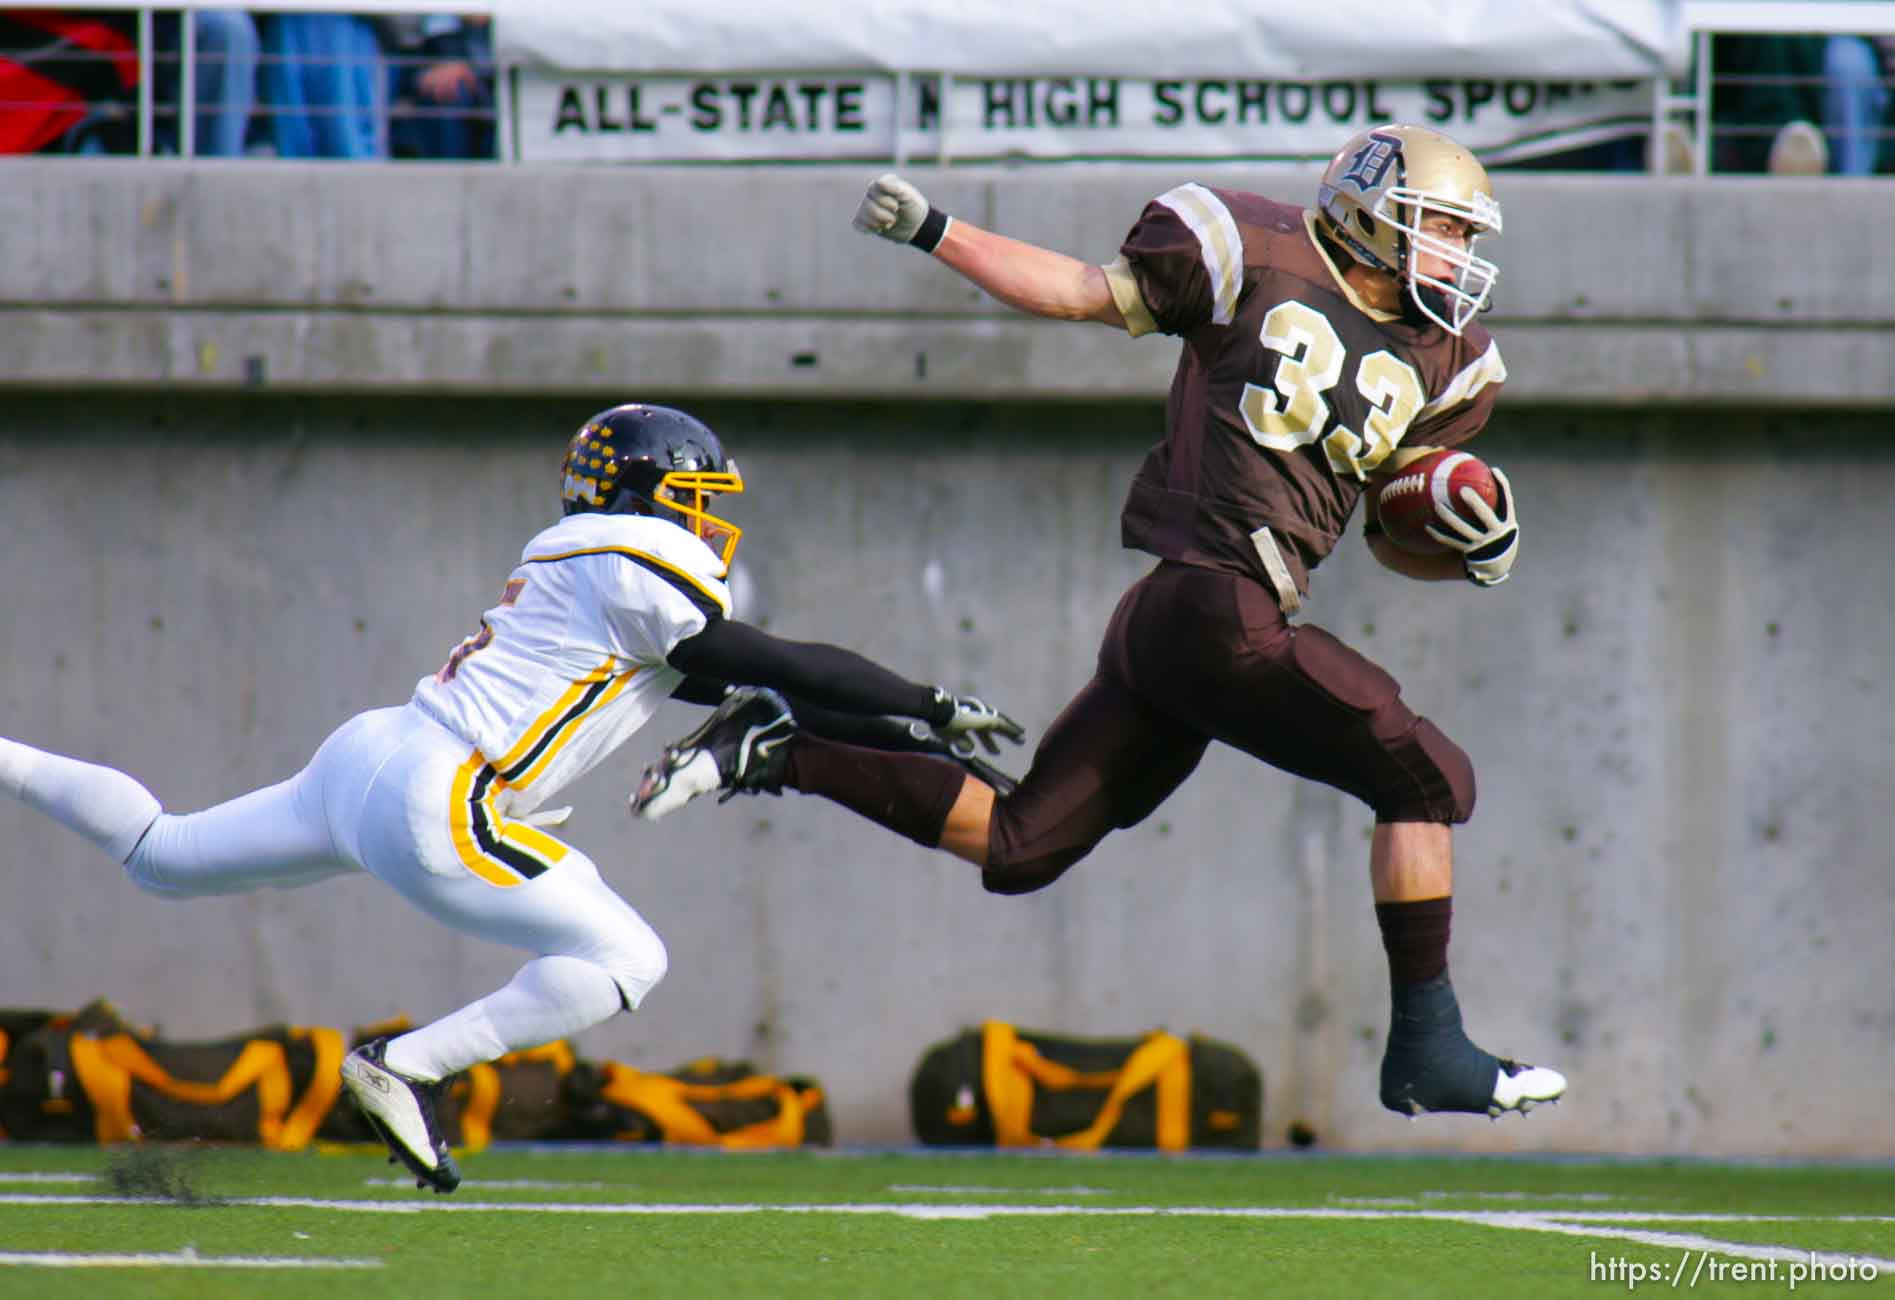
xmin=409 ymin=512 xmax=731 ymax=817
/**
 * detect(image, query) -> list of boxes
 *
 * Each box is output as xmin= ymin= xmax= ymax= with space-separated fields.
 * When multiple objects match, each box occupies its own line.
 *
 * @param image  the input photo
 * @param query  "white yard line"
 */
xmin=0 ymin=1174 xmax=98 ymax=1185
xmin=0 ymin=1249 xmax=382 ymax=1270
xmin=886 ymin=1185 xmax=1114 ymax=1196
xmin=1334 ymin=1191 xmax=1626 ymax=1205
xmin=1452 ymin=1211 xmax=1895 ymax=1273
xmin=1421 ymin=1189 xmax=1623 ymax=1203
xmin=364 ymin=1177 xmax=614 ymax=1190
xmin=1 ymin=1194 xmax=1888 ymax=1274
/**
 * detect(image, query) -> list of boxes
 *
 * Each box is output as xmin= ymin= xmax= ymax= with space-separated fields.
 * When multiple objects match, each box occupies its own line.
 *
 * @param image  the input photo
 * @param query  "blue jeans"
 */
xmin=1824 ymin=36 xmax=1887 ymax=175
xmin=259 ymin=14 xmax=387 ymax=159
xmin=191 ymin=10 xmax=259 ymax=157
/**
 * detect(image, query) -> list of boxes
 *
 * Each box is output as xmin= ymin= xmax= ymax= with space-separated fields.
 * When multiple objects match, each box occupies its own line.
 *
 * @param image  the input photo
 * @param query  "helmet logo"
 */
xmin=561 ymin=425 xmax=625 ymax=507
xmin=1337 ymin=134 xmax=1401 ymax=193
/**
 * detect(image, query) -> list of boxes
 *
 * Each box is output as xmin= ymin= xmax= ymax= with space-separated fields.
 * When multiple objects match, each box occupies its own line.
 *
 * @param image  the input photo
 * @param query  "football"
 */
xmin=1373 ymin=448 xmax=1501 ymax=556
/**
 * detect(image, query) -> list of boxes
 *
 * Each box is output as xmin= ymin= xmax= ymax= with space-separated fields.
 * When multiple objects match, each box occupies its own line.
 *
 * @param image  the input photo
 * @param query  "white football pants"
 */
xmin=0 ymin=705 xmax=666 ymax=1082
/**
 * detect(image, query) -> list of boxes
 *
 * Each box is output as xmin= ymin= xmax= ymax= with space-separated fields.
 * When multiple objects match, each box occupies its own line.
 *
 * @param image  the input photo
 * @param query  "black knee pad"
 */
xmin=1372 ymin=717 xmax=1476 ymax=825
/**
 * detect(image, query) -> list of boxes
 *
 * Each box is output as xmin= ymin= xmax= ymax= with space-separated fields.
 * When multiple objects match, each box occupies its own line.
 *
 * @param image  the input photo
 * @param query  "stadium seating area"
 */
xmin=5 ymin=7 xmax=1893 ymax=172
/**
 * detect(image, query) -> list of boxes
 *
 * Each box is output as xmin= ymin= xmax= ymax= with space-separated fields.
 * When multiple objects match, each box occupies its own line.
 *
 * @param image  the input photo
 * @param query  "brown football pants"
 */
xmin=979 ymin=560 xmax=1475 ymax=895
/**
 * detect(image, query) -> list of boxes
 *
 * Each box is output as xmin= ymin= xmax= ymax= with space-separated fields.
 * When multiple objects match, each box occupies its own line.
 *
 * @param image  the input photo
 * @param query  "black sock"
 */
xmin=1374 ymin=897 xmax=1452 ymax=986
xmin=783 ymin=734 xmax=965 ymax=849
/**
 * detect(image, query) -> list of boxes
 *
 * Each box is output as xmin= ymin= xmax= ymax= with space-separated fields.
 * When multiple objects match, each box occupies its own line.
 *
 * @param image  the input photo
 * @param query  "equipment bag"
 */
xmin=560 ymin=1056 xmax=833 ymax=1148
xmin=0 ymin=999 xmax=345 ymax=1149
xmin=446 ymin=1040 xmax=580 ymax=1150
xmin=3 ymin=1004 xmax=832 ymax=1151
xmin=0 ymin=1009 xmax=65 ymax=1139
xmin=311 ymin=1018 xmax=581 ymax=1151
xmin=910 ymin=1020 xmax=1262 ymax=1150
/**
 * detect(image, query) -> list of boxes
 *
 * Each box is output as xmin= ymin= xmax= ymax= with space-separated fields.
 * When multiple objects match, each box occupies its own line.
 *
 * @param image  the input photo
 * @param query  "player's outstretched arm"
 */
xmin=853 ymin=173 xmax=1126 ymax=328
xmin=666 ymin=617 xmax=1025 ymax=751
xmin=671 ymin=674 xmax=1021 ymax=796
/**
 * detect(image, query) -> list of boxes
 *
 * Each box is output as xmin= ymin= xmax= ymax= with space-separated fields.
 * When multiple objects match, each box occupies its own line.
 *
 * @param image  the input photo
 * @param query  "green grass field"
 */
xmin=0 ymin=1143 xmax=1889 ymax=1299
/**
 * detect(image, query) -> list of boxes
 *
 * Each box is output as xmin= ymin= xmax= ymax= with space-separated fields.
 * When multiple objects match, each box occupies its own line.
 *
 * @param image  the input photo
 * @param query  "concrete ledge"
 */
xmin=4 ymin=161 xmax=1888 ymax=401
xmin=5 ymin=308 xmax=1889 ymax=405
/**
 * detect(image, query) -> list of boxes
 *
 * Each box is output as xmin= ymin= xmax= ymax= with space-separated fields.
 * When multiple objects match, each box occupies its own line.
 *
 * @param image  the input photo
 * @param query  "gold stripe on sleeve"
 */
xmin=1103 ymin=256 xmax=1159 ymax=338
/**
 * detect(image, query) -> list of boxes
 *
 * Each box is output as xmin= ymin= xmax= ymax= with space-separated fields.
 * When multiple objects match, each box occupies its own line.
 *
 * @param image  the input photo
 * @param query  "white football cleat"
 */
xmin=1489 ymin=1059 xmax=1567 ymax=1116
xmin=631 ymin=748 xmax=725 ymax=821
xmin=340 ymin=1038 xmax=460 ymax=1194
xmin=631 ymin=687 xmax=795 ymax=822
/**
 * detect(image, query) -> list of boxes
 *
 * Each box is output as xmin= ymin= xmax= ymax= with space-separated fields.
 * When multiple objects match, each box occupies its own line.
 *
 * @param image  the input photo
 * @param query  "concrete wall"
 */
xmin=4 ymin=162 xmax=1894 ymax=404
xmin=1 ymin=163 xmax=1890 ymax=1156
xmin=2 ymin=396 xmax=1890 ymax=1158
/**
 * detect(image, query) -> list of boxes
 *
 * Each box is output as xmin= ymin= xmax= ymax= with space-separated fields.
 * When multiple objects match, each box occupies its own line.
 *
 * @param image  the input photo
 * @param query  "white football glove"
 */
xmin=930 ymin=688 xmax=1026 ymax=756
xmin=852 ymin=173 xmax=949 ymax=251
xmin=1423 ymin=465 xmax=1519 ymax=588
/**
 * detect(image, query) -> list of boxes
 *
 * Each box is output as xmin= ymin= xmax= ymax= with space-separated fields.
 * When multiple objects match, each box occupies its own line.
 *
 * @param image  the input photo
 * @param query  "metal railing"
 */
xmin=8 ymin=3 xmax=1895 ymax=172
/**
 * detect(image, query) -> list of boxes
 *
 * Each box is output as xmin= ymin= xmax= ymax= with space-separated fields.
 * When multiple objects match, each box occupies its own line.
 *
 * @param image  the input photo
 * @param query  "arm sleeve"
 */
xmin=670 ymin=675 xmax=732 ymax=707
xmin=781 ymin=695 xmax=950 ymax=753
xmin=666 ymin=618 xmax=946 ymax=722
xmin=1363 ymin=346 xmax=1507 ymax=540
xmin=1407 ymin=379 xmax=1500 ymax=453
xmin=1405 ymin=336 xmax=1507 ymax=452
xmin=670 ymin=677 xmax=959 ymax=754
xmin=1114 ymin=184 xmax=1242 ymax=337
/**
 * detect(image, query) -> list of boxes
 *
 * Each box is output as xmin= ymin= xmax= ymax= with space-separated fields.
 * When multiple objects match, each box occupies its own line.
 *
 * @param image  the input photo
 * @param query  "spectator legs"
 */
xmin=193 ymin=11 xmax=258 ymax=157
xmin=1822 ymin=36 xmax=1887 ymax=175
xmin=260 ymin=14 xmax=387 ymax=160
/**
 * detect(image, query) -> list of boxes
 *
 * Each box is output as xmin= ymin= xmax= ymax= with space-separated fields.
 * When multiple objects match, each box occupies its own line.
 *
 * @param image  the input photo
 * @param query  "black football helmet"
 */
xmin=559 ymin=404 xmax=744 ymax=567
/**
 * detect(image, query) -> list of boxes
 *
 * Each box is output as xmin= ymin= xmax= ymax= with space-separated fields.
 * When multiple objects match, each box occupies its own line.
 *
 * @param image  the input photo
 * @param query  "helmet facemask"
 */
xmin=650 ymin=464 xmax=744 ymax=569
xmin=1382 ymin=186 xmax=1501 ymax=336
xmin=1317 ymin=125 xmax=1503 ymax=337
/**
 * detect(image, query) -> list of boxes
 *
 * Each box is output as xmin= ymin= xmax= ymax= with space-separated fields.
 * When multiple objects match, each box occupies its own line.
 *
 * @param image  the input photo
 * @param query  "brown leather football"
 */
xmin=1374 ymin=448 xmax=1500 ymax=556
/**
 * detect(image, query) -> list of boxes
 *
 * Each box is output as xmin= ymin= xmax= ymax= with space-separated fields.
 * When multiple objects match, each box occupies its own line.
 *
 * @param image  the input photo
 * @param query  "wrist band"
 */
xmin=909 ymin=207 xmax=951 ymax=254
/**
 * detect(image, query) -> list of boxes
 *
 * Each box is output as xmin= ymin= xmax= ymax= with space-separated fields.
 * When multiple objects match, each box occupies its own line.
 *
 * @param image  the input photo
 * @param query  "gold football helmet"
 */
xmin=1316 ymin=124 xmax=1501 ymax=335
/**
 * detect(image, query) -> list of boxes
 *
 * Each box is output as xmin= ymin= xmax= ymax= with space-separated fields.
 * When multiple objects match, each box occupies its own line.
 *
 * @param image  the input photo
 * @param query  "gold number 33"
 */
xmin=1239 ymin=300 xmax=1423 ymax=480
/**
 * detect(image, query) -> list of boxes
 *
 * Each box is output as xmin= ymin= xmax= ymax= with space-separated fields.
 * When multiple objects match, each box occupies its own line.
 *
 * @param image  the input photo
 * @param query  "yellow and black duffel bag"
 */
xmin=312 ymin=1022 xmax=582 ymax=1152
xmin=0 ymin=999 xmax=345 ymax=1149
xmin=0 ymin=1008 xmax=65 ymax=1138
xmin=309 ymin=1017 xmax=580 ymax=1152
xmin=558 ymin=1056 xmax=833 ymax=1148
xmin=910 ymin=1020 xmax=1262 ymax=1150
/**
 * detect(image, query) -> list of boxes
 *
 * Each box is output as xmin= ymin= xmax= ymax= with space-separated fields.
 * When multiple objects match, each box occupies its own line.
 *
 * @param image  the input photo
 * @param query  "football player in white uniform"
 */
xmin=0 ymin=403 xmax=1021 ymax=1192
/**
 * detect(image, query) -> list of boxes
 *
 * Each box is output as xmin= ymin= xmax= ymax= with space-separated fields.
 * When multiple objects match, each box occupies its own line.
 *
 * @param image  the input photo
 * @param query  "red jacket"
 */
xmin=0 ymin=10 xmax=138 ymax=154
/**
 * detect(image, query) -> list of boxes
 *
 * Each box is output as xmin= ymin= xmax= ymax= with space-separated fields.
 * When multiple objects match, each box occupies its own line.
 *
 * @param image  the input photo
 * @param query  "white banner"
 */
xmin=496 ymin=0 xmax=1687 ymax=81
xmin=518 ymin=71 xmax=1656 ymax=165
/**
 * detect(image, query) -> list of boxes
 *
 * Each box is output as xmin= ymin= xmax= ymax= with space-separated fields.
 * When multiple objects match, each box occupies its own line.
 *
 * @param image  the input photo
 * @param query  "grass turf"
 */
xmin=0 ymin=1143 xmax=1889 ymax=1299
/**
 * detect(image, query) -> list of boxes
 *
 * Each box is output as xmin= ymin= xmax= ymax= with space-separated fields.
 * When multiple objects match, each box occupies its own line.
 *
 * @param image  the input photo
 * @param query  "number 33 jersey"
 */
xmin=1103 ymin=185 xmax=1509 ymax=608
xmin=408 ymin=512 xmax=731 ymax=816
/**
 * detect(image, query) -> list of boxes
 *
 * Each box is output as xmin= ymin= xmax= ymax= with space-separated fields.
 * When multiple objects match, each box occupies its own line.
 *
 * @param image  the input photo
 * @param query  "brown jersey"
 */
xmin=1102 ymin=185 xmax=1506 ymax=609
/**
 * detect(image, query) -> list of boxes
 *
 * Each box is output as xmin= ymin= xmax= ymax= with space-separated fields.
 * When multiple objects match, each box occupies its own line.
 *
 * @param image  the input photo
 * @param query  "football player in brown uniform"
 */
xmin=635 ymin=125 xmax=1563 ymax=1120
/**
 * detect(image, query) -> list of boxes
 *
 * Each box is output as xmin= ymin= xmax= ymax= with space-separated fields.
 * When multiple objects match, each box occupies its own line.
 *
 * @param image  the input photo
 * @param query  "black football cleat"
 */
xmin=631 ymin=687 xmax=796 ymax=820
xmin=340 ymin=1038 xmax=461 ymax=1194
